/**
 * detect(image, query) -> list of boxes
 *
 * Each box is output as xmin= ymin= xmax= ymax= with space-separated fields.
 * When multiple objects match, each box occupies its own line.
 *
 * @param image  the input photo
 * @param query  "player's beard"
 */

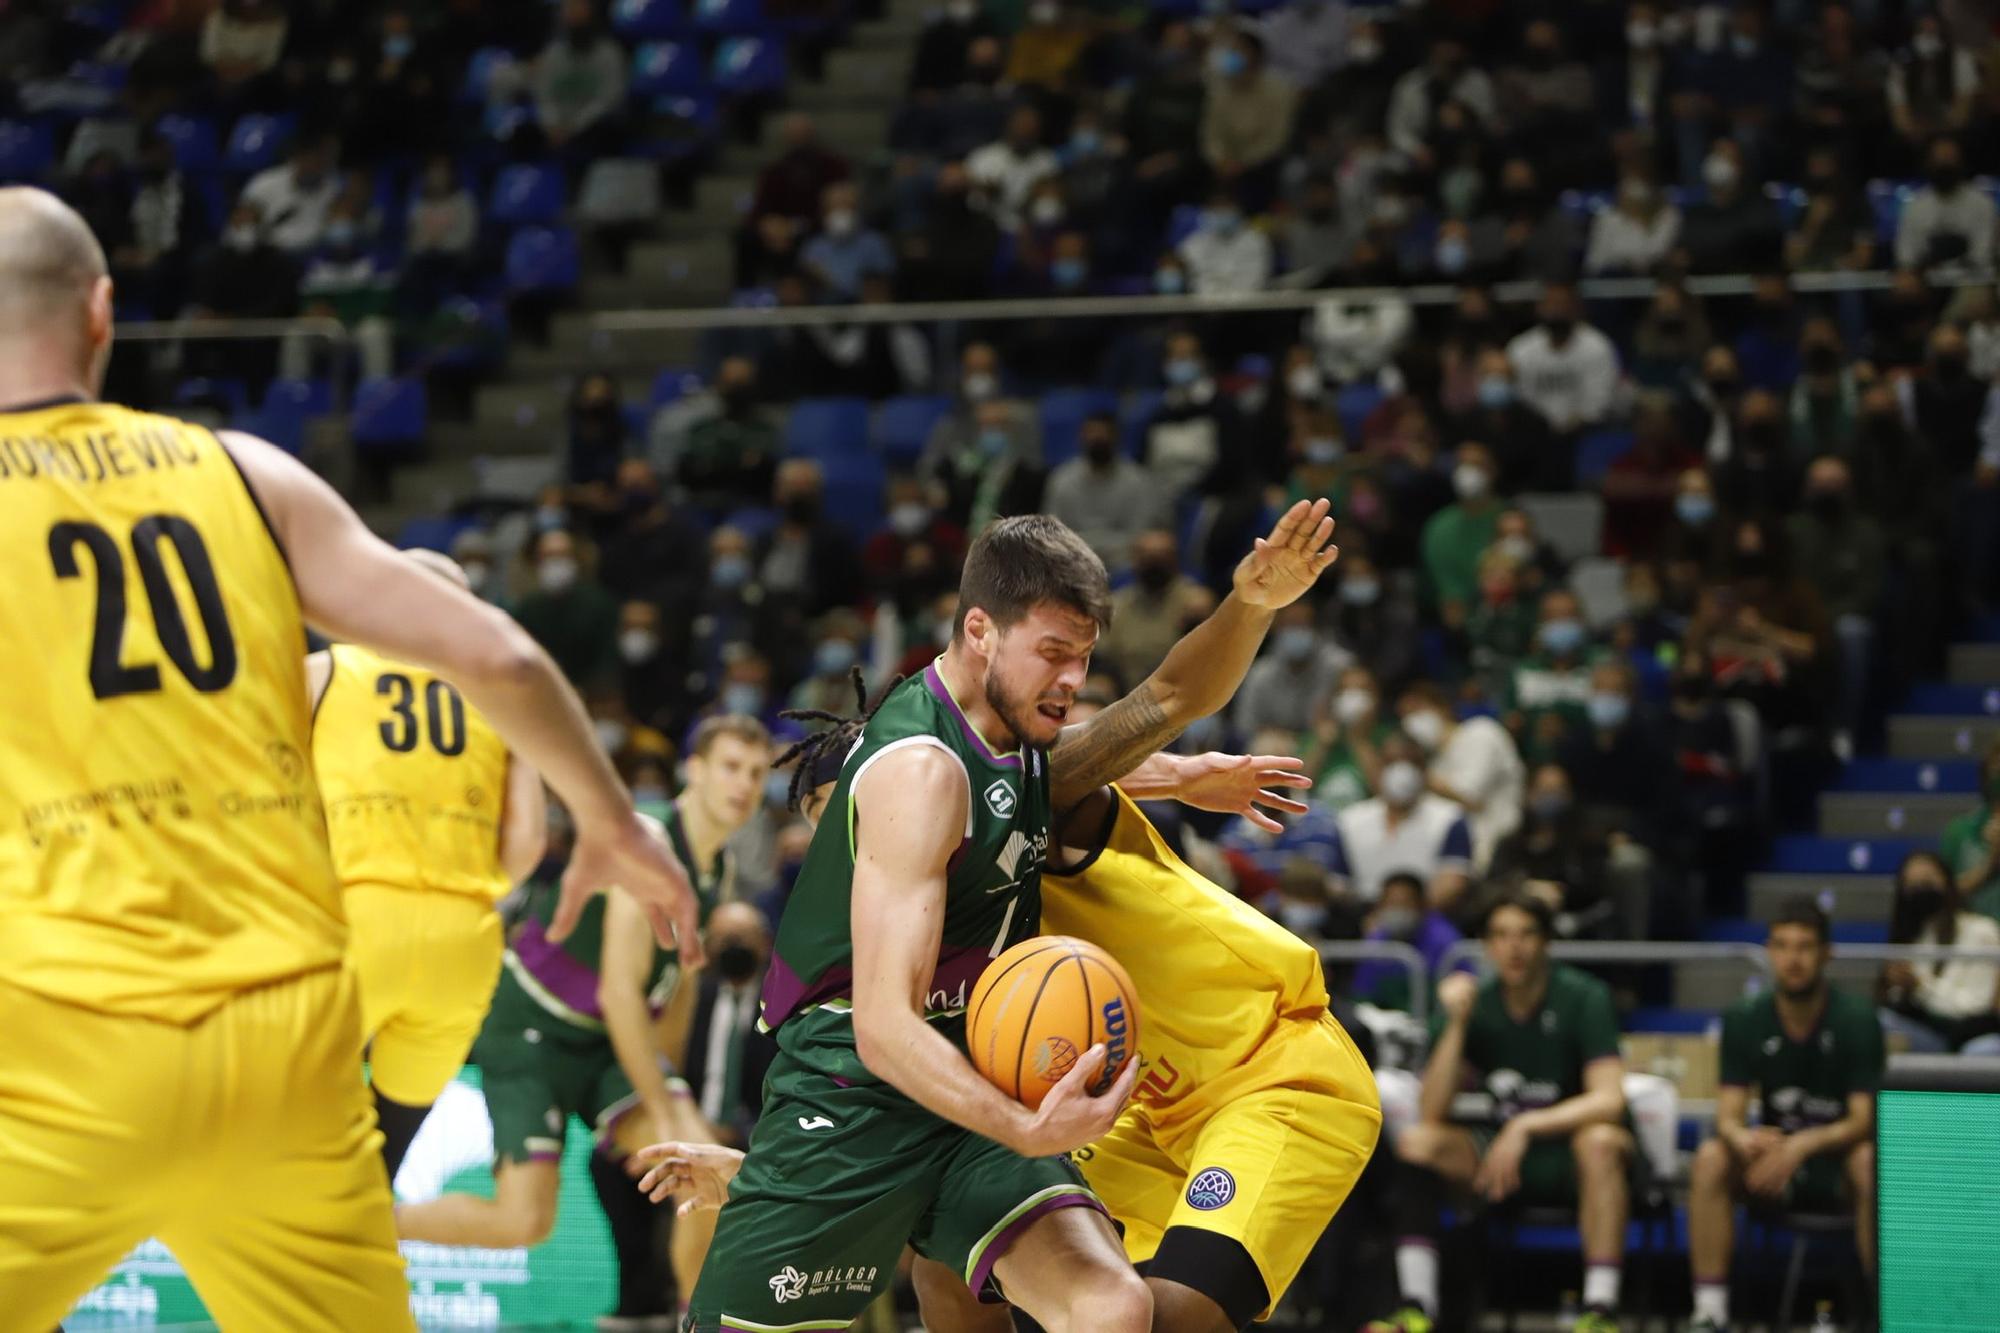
xmin=982 ymin=662 xmax=1041 ymax=750
xmin=1778 ymin=975 xmax=1824 ymax=1002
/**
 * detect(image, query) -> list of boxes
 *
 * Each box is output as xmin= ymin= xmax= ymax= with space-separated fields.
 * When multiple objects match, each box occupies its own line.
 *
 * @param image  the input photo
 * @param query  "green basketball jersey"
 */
xmin=761 ymin=661 xmax=1051 ymax=1083
xmin=504 ymin=799 xmax=732 ymax=1034
xmin=1433 ymin=963 xmax=1623 ymax=1124
xmin=1718 ymin=985 xmax=1884 ymax=1133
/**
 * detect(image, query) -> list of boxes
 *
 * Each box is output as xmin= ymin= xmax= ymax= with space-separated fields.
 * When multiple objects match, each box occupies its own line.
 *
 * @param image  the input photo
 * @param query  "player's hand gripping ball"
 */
xmin=966 ymin=936 xmax=1141 ymax=1110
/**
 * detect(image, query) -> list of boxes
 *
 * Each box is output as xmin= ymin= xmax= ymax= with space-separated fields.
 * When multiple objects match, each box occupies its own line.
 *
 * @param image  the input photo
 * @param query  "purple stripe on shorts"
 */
xmin=511 ymin=920 xmax=603 ymax=1019
xmin=924 ymin=663 xmax=1022 ymax=769
xmin=968 ymin=1191 xmax=1108 ymax=1302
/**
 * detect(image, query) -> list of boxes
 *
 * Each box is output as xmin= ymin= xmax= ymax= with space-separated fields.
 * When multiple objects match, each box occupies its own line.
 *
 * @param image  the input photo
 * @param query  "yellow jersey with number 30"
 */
xmin=312 ymin=642 xmax=512 ymax=902
xmin=1040 ymin=787 xmax=1330 ymax=1122
xmin=0 ymin=398 xmax=340 ymax=1024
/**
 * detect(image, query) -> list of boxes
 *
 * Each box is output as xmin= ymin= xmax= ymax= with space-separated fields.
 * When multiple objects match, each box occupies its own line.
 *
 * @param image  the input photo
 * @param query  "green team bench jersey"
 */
xmin=1719 ymin=985 xmax=1884 ymax=1133
xmin=760 ymin=661 xmax=1050 ymax=1084
xmin=504 ymin=799 xmax=732 ymax=1034
xmin=1432 ymin=964 xmax=1622 ymax=1124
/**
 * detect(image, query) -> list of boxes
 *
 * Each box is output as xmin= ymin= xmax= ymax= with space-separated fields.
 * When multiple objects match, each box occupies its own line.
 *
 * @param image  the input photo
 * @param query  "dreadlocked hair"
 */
xmin=770 ymin=666 xmax=904 ymax=813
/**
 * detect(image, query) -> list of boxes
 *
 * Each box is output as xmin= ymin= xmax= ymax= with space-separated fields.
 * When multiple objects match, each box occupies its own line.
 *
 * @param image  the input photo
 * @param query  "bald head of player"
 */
xmin=0 ymin=187 xmax=114 ymax=406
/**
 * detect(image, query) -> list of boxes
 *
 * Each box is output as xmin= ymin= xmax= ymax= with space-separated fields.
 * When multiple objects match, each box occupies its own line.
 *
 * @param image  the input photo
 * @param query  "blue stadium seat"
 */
xmin=459 ymin=46 xmax=513 ymax=105
xmin=350 ymin=377 xmax=429 ymax=449
xmin=429 ymin=298 xmax=512 ymax=370
xmin=488 ymin=163 xmax=567 ymax=227
xmin=1119 ymin=389 xmax=1163 ymax=457
xmin=1768 ymin=181 xmax=1806 ymax=228
xmin=696 ymin=0 xmax=768 ymax=35
xmin=67 ymin=4 xmax=132 ymax=32
xmin=713 ymin=38 xmax=788 ymax=96
xmin=237 ymin=404 xmax=305 ymax=456
xmin=0 ymin=120 xmax=55 ymax=181
xmin=152 ymin=112 xmax=219 ymax=171
xmin=1899 ymin=682 xmax=2000 ymax=715
xmin=874 ymin=395 xmax=953 ymax=466
xmin=1334 ymin=381 xmax=1384 ymax=439
xmin=820 ymin=450 xmax=888 ymax=535
xmin=1164 ymin=203 xmax=1203 ymax=249
xmin=1867 ymin=180 xmax=1913 ymax=245
xmin=632 ymin=42 xmax=709 ymax=101
xmin=264 ymin=377 xmax=335 ymax=418
xmin=650 ymin=367 xmax=704 ymax=409
xmin=1830 ymin=758 xmax=1979 ymax=793
xmin=722 ymin=504 xmax=780 ymax=541
xmin=614 ymin=0 xmax=691 ymax=39
xmin=174 ymin=377 xmax=248 ymax=415
xmin=1039 ymin=388 xmax=1119 ymax=468
xmin=1575 ymin=428 xmax=1635 ymax=487
xmin=223 ymin=113 xmax=295 ymax=175
xmin=641 ymin=93 xmax=721 ymax=160
xmin=1766 ymin=835 xmax=1922 ymax=876
xmin=787 ymin=397 xmax=872 ymax=459
xmin=503 ymin=225 xmax=582 ymax=295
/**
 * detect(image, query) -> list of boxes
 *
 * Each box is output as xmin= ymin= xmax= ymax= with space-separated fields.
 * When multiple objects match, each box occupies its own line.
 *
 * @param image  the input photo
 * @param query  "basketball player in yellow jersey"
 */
xmin=0 ymin=186 xmax=704 ymax=1331
xmin=638 ymin=681 xmax=1380 ymax=1333
xmin=307 ymin=549 xmax=549 ymax=1183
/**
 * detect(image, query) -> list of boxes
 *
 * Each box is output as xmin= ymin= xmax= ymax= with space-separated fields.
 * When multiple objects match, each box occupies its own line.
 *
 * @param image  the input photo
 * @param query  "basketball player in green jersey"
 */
xmin=681 ymin=503 xmax=1338 ymax=1333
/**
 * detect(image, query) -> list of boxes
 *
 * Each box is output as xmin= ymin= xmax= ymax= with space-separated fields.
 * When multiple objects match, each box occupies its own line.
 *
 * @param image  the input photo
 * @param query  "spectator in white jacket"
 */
xmin=1895 ymin=136 xmax=1996 ymax=273
xmin=1386 ymin=39 xmax=1498 ymax=165
xmin=1177 ymin=188 xmax=1273 ymax=295
xmin=1585 ymin=170 xmax=1682 ymax=275
xmin=1506 ymin=281 xmax=1621 ymax=435
xmin=1397 ymin=680 xmax=1525 ymax=871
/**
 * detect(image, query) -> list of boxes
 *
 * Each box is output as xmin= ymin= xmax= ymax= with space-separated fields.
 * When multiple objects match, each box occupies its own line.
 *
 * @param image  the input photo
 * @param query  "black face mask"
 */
xmin=719 ymin=385 xmax=754 ymax=414
xmin=1081 ymin=438 xmax=1116 ymax=466
xmin=1136 ymin=562 xmax=1175 ymax=592
xmin=1861 ymin=411 xmax=1902 ymax=443
xmin=1742 ymin=421 xmax=1781 ymax=452
xmin=1732 ymin=548 xmax=1769 ymax=577
xmin=1901 ymin=886 xmax=1947 ymax=921
xmin=1930 ymin=166 xmax=1964 ymax=193
xmin=1934 ymin=354 xmax=1969 ymax=383
xmin=1804 ymin=343 xmax=1841 ymax=376
xmin=1672 ymin=673 xmax=1710 ymax=702
xmin=1807 ymin=489 xmax=1850 ymax=521
xmin=1543 ymin=316 xmax=1576 ymax=340
xmin=715 ymin=942 xmax=762 ymax=982
xmin=784 ymin=495 xmax=821 ymax=525
xmin=1706 ymin=375 xmax=1741 ymax=400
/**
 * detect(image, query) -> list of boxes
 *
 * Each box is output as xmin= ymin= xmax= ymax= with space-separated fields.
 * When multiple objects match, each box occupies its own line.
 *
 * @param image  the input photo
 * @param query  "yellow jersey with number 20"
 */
xmin=312 ymin=641 xmax=512 ymax=902
xmin=1040 ymin=787 xmax=1330 ymax=1125
xmin=0 ymin=399 xmax=338 ymax=1025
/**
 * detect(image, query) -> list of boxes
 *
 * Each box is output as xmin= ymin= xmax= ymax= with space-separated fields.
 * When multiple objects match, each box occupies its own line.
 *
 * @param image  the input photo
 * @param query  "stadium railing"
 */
xmin=1318 ymin=939 xmax=1430 ymax=1024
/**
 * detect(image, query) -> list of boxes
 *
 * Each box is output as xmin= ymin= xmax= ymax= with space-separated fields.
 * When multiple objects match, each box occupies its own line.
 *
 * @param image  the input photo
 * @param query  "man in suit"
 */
xmin=678 ymin=901 xmax=778 ymax=1147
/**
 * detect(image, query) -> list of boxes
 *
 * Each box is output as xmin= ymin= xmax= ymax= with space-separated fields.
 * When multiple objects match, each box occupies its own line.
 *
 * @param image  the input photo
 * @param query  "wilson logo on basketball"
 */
xmin=1096 ymin=997 xmax=1129 ymax=1093
xmin=1033 ymin=1035 xmax=1079 ymax=1081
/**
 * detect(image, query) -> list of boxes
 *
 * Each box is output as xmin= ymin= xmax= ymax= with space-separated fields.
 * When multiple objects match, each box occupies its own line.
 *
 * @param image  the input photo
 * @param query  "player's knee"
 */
xmin=1573 ymin=1123 xmax=1628 ymax=1174
xmin=1691 ymin=1136 xmax=1733 ymax=1189
xmin=1061 ymin=1266 xmax=1151 ymax=1333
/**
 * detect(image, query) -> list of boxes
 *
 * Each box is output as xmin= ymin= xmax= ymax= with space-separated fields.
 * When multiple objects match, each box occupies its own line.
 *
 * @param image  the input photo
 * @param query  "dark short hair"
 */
xmin=690 ymin=713 xmax=772 ymax=758
xmin=1379 ymin=871 xmax=1425 ymax=902
xmin=956 ymin=515 xmax=1112 ymax=637
xmin=1770 ymin=894 xmax=1830 ymax=946
xmin=1481 ymin=890 xmax=1555 ymax=940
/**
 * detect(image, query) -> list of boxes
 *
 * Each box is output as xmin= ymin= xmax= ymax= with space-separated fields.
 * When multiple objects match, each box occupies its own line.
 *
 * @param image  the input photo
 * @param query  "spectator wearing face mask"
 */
xmin=1399 ymin=680 xmax=1525 ymax=873
xmin=1665 ymin=5 xmax=1788 ymax=192
xmin=1488 ymin=763 xmax=1627 ymax=937
xmin=1328 ymin=551 xmax=1418 ymax=688
xmin=1353 ymin=872 xmax=1467 ymax=1013
xmin=1887 ymin=13 xmax=1979 ymax=148
xmin=1233 ymin=603 xmax=1354 ymax=737
xmin=1322 ymin=733 xmax=1475 ymax=918
xmin=1304 ymin=665 xmax=1394 ymax=812
xmin=1788 ymin=456 xmax=1885 ymax=754
xmin=665 ymin=357 xmax=780 ymax=510
xmin=1121 ymin=20 xmax=1209 ymax=220
xmin=598 ymin=460 xmax=708 ymax=619
xmin=1483 ymin=157 xmax=1584 ymax=283
xmin=1465 ymin=547 xmax=1539 ymax=695
xmin=1786 ymin=317 xmax=1861 ymax=458
xmin=1878 ymin=851 xmax=2000 ymax=1055
xmin=1714 ymin=389 xmax=1797 ymax=518
xmin=898 ymin=160 xmax=1001 ymax=301
xmin=1178 ymin=186 xmax=1273 ymax=295
xmin=1448 ymin=347 xmax=1557 ymax=494
xmin=756 ymin=460 xmax=863 ymax=624
xmin=617 ymin=598 xmax=688 ymax=735
xmin=1387 ymin=40 xmax=1498 ymax=169
xmin=1040 ymin=413 xmax=1169 ymax=577
xmin=1258 ymin=0 xmax=1352 ymax=90
xmin=1503 ymin=589 xmax=1598 ymax=764
xmin=564 ymin=373 xmax=629 ymax=497
xmin=1605 ymin=1 xmax=1673 ymax=137
xmin=532 ymin=0 xmax=629 ymax=156
xmin=1737 ymin=272 xmax=1803 ymax=391
xmin=1895 ymin=136 xmax=1994 ymax=272
xmin=1141 ymin=331 xmax=1228 ymax=505
xmin=1005 ymin=0 xmax=1092 ymax=90
xmin=1602 ymin=394 xmax=1700 ymax=561
xmin=799 ymin=181 xmax=894 ymax=302
xmin=1420 ymin=442 xmax=1505 ymax=629
xmin=1202 ymin=28 xmax=1296 ymax=213
xmin=1906 ymin=322 xmax=1990 ymax=475
xmin=515 ymin=527 xmax=620 ymax=691
xmin=677 ymin=901 xmax=781 ymax=1148
xmin=1497 ymin=20 xmax=1597 ymax=180
xmin=1558 ymin=659 xmax=1675 ymax=848
xmin=1687 ymin=517 xmax=1834 ymax=737
xmin=1505 ymin=281 xmax=1621 ymax=447
xmin=967 ymin=104 xmax=1060 ymax=233
xmin=861 ymin=474 xmax=966 ymax=601
xmin=1585 ymin=167 xmax=1682 ymax=276
xmin=909 ymin=0 xmax=998 ymax=95
xmin=927 ymin=395 xmax=1046 ymax=533
xmin=448 ymin=529 xmax=510 ymax=611
xmin=1784 ymin=147 xmax=1877 ymax=274
xmin=1677 ymin=138 xmax=1784 ymax=274
xmin=1661 ymin=466 xmax=1722 ymax=570
xmin=1099 ymin=529 xmax=1215 ymax=687
xmin=238 ymin=137 xmax=340 ymax=256
xmin=787 ymin=613 xmax=869 ymax=717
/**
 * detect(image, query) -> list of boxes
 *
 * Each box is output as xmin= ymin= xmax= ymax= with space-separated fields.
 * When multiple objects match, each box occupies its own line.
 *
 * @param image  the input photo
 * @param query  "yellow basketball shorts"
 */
xmin=0 ymin=966 xmax=413 ymax=1331
xmin=345 ymin=883 xmax=504 ymax=1106
xmin=1075 ymin=1011 xmax=1383 ymax=1321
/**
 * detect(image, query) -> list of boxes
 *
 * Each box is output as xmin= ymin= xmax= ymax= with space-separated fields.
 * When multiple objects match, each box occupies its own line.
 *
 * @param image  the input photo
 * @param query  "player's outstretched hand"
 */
xmin=554 ymin=810 xmax=706 ymax=968
xmin=1232 ymin=498 xmax=1338 ymax=611
xmin=1173 ymin=752 xmax=1313 ymax=833
xmin=1012 ymin=1044 xmax=1139 ymax=1159
xmin=629 ymin=1140 xmax=746 ymax=1213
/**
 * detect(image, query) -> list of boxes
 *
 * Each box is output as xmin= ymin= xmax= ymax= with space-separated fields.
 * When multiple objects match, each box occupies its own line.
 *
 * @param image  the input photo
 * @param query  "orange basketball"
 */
xmin=965 ymin=935 xmax=1141 ymax=1111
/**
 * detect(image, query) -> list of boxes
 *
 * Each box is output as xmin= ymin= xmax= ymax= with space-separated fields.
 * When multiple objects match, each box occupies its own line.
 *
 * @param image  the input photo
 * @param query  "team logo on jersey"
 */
xmin=769 ymin=1266 xmax=809 ymax=1303
xmin=265 ymin=741 xmax=305 ymax=785
xmin=984 ymin=779 xmax=1017 ymax=818
xmin=1186 ymin=1167 xmax=1236 ymax=1211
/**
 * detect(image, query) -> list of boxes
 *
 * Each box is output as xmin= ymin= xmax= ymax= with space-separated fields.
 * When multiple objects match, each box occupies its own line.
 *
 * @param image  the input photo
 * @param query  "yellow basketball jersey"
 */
xmin=1041 ymin=787 xmax=1329 ymax=1115
xmin=0 ymin=398 xmax=339 ymax=1023
xmin=312 ymin=642 xmax=512 ymax=903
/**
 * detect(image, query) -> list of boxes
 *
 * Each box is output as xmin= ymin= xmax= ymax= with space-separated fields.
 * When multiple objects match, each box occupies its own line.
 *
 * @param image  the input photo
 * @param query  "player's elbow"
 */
xmin=449 ymin=614 xmax=547 ymax=695
xmin=851 ymin=1005 xmax=907 ymax=1082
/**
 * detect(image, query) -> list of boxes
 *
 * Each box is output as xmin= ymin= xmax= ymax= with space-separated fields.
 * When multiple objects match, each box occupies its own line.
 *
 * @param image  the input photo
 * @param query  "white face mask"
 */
xmin=1278 ymin=900 xmax=1325 ymax=934
xmin=824 ymin=208 xmax=857 ymax=237
xmin=1288 ymin=365 xmax=1322 ymax=399
xmin=1403 ymin=708 xmax=1446 ymax=752
xmin=1335 ymin=687 xmax=1375 ymax=727
xmin=1453 ymin=463 xmax=1490 ymax=501
xmin=620 ymin=629 xmax=659 ymax=663
xmin=1380 ymin=760 xmax=1424 ymax=807
xmin=947 ymin=0 xmax=976 ymax=19
xmin=1497 ymin=534 xmax=1534 ymax=564
xmin=1702 ymin=154 xmax=1739 ymax=193
xmin=962 ymin=371 xmax=998 ymax=402
xmin=538 ymin=555 xmax=579 ymax=593
xmin=593 ymin=718 xmax=628 ymax=753
xmin=1030 ymin=196 xmax=1064 ymax=226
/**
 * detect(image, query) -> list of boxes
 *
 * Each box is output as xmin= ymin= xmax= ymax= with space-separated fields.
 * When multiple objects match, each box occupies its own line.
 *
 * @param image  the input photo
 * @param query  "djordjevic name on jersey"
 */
xmin=761 ymin=662 xmax=1051 ymax=1084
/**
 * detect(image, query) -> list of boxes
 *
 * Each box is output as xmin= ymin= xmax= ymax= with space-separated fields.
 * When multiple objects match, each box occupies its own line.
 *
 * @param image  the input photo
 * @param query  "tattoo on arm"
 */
xmin=1049 ymin=682 xmax=1181 ymax=810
